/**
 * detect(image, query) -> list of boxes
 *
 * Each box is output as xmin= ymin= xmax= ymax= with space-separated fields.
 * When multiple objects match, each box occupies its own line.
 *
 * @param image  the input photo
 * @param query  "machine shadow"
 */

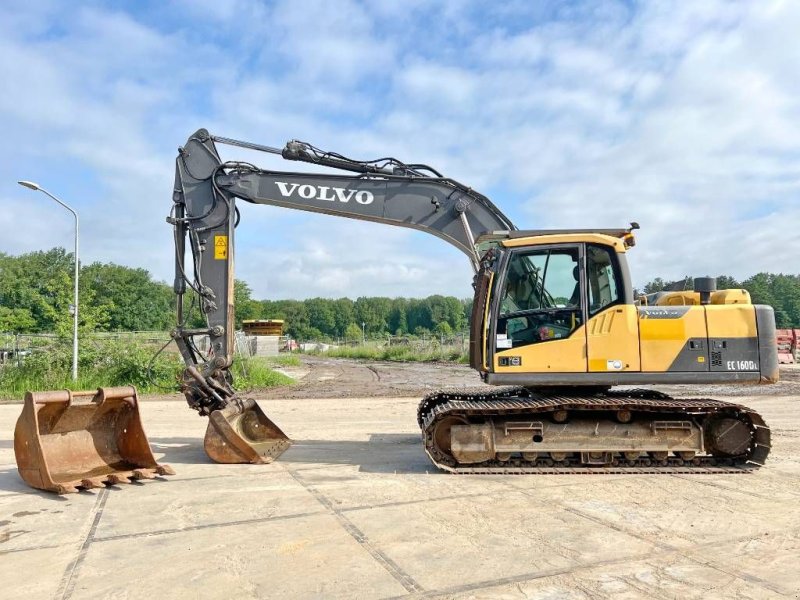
xmin=149 ymin=433 xmax=439 ymax=474
xmin=0 ymin=468 xmax=69 ymax=500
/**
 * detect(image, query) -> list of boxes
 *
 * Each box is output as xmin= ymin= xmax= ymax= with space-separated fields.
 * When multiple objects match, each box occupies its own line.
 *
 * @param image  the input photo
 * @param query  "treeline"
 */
xmin=0 ymin=248 xmax=470 ymax=339
xmin=2 ymin=248 xmax=800 ymax=338
xmin=235 ymin=280 xmax=469 ymax=340
xmin=0 ymin=249 xmax=174 ymax=335
xmin=642 ymin=274 xmax=800 ymax=328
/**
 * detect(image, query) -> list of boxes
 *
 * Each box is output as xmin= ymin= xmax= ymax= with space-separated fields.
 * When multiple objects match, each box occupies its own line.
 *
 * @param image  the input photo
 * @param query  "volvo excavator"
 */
xmin=15 ymin=129 xmax=774 ymax=492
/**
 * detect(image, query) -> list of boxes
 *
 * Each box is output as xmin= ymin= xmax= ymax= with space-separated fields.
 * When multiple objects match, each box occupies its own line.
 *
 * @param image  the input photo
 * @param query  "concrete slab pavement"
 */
xmin=1 ymin=393 xmax=799 ymax=599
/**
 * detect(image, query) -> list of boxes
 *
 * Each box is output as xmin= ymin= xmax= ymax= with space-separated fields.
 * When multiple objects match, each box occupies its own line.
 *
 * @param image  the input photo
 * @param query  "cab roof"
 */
xmin=476 ymin=226 xmax=638 ymax=252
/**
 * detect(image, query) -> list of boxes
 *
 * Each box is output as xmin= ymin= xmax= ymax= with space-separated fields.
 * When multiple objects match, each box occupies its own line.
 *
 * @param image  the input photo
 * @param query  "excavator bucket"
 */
xmin=204 ymin=397 xmax=291 ymax=464
xmin=14 ymin=386 xmax=174 ymax=494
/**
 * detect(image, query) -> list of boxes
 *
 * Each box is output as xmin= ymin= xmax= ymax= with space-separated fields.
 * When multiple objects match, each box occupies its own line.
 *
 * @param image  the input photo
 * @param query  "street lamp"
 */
xmin=361 ymin=321 xmax=366 ymax=345
xmin=18 ymin=181 xmax=80 ymax=381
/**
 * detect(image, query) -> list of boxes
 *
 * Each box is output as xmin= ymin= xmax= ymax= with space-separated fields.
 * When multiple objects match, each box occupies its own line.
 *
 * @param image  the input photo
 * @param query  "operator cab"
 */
xmin=470 ymin=228 xmax=640 ymax=380
xmin=498 ymin=243 xmax=622 ymax=349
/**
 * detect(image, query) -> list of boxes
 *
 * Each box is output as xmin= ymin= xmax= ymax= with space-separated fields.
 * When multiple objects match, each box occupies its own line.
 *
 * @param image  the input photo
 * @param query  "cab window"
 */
xmin=497 ymin=247 xmax=582 ymax=348
xmin=586 ymin=244 xmax=620 ymax=315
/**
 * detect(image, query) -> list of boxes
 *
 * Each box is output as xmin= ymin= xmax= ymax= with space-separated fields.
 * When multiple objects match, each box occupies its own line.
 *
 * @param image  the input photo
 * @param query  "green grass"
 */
xmin=313 ymin=344 xmax=468 ymax=363
xmin=264 ymin=354 xmax=302 ymax=367
xmin=231 ymin=356 xmax=295 ymax=389
xmin=0 ymin=340 xmax=293 ymax=401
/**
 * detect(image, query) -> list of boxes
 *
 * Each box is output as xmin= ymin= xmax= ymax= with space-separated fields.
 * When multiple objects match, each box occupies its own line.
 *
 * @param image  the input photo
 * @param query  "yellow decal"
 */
xmin=214 ymin=235 xmax=228 ymax=259
xmin=698 ymin=356 xmax=705 ymax=363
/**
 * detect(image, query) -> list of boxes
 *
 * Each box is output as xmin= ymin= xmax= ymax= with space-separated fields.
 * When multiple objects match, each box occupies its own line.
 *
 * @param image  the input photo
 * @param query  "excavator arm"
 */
xmin=170 ymin=129 xmax=515 ymax=462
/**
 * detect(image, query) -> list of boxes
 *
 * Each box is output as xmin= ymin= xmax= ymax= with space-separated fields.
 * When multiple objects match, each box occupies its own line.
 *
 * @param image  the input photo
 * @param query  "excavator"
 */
xmin=15 ymin=129 xmax=774 ymax=492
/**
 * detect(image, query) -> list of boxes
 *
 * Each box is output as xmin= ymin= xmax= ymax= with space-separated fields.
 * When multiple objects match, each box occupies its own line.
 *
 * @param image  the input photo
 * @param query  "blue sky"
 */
xmin=1 ymin=0 xmax=798 ymax=300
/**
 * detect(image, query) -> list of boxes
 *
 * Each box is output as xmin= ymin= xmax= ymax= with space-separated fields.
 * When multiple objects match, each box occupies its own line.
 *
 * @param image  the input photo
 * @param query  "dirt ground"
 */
xmin=1 ymin=359 xmax=799 ymax=599
xmin=154 ymin=354 xmax=800 ymax=401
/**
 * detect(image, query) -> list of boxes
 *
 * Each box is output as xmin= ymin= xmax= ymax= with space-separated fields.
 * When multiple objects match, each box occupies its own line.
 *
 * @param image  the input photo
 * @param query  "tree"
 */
xmin=344 ymin=323 xmax=362 ymax=341
xmin=306 ymin=297 xmax=336 ymax=337
xmin=643 ymin=278 xmax=667 ymax=294
xmin=0 ymin=307 xmax=36 ymax=332
xmin=354 ymin=296 xmax=391 ymax=335
xmin=84 ymin=262 xmax=174 ymax=331
xmin=388 ymin=298 xmax=408 ymax=334
xmin=332 ymin=298 xmax=355 ymax=336
xmin=435 ymin=321 xmax=453 ymax=337
xmin=233 ymin=279 xmax=261 ymax=326
xmin=280 ymin=301 xmax=310 ymax=339
xmin=0 ymin=248 xmax=109 ymax=335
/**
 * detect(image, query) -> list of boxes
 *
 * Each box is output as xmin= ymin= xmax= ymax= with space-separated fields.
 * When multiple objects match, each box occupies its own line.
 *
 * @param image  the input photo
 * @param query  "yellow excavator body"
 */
xmin=12 ymin=130 xmax=775 ymax=491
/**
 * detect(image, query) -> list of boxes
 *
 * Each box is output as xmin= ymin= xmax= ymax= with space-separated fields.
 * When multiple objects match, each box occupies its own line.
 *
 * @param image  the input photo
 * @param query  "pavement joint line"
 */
xmin=284 ymin=465 xmax=424 ymax=594
xmin=338 ymin=491 xmax=490 ymax=513
xmin=560 ymin=505 xmax=677 ymax=552
xmin=54 ymin=487 xmax=109 ymax=600
xmin=506 ymin=483 xmax=798 ymax=599
xmin=561 ymin=503 xmax=800 ymax=598
xmin=570 ymin=496 xmax=800 ymax=597
xmin=383 ymin=528 xmax=800 ymax=600
xmin=670 ymin=473 xmax=800 ymax=500
xmin=681 ymin=550 xmax=794 ymax=597
xmin=93 ymin=510 xmax=327 ymax=543
xmin=280 ymin=463 xmax=361 ymax=474
xmin=383 ymin=549 xmax=659 ymax=600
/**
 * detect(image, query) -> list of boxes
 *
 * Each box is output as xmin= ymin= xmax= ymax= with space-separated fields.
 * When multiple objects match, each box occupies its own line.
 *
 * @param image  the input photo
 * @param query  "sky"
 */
xmin=1 ymin=0 xmax=798 ymax=300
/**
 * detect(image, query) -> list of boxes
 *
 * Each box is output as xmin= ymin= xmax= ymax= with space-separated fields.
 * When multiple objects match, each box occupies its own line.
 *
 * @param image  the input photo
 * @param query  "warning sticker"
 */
xmin=214 ymin=235 xmax=228 ymax=259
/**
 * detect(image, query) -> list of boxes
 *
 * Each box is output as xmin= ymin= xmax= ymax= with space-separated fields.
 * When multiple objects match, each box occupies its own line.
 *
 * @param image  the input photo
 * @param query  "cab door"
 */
xmin=492 ymin=244 xmax=588 ymax=373
xmin=584 ymin=244 xmax=641 ymax=372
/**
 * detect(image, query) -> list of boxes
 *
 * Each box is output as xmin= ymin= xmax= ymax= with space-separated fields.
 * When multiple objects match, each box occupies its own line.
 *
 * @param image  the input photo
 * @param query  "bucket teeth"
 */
xmin=156 ymin=464 xmax=176 ymax=476
xmin=55 ymin=484 xmax=79 ymax=494
xmin=132 ymin=469 xmax=156 ymax=480
xmin=106 ymin=473 xmax=132 ymax=485
xmin=80 ymin=478 xmax=106 ymax=490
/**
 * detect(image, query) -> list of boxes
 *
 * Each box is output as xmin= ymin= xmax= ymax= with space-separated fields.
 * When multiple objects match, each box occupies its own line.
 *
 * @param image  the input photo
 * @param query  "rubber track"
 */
xmin=417 ymin=386 xmax=771 ymax=474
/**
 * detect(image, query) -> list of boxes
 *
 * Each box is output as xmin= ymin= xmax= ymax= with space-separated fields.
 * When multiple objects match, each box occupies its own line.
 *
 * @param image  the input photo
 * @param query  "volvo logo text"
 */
xmin=275 ymin=182 xmax=374 ymax=205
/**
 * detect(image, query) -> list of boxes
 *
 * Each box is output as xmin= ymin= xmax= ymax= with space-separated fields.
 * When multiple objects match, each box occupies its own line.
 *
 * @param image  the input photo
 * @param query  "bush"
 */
xmin=310 ymin=343 xmax=468 ymax=363
xmin=0 ymin=339 xmax=293 ymax=399
xmin=266 ymin=354 xmax=302 ymax=367
xmin=231 ymin=356 xmax=294 ymax=390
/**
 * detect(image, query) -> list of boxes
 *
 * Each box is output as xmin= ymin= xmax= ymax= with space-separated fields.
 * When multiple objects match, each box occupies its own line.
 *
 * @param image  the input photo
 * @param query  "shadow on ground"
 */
xmin=0 ymin=468 xmax=71 ymax=500
xmin=148 ymin=433 xmax=436 ymax=474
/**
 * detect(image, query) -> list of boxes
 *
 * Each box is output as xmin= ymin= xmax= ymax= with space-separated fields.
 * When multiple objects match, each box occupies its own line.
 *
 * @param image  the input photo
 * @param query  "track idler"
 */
xmin=204 ymin=398 xmax=291 ymax=464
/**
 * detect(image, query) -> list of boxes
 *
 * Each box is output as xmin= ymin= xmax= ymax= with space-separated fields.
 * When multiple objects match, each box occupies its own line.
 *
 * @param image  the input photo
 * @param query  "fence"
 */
xmin=0 ymin=331 xmax=175 ymax=367
xmin=0 ymin=331 xmax=295 ymax=366
xmin=298 ymin=332 xmax=469 ymax=358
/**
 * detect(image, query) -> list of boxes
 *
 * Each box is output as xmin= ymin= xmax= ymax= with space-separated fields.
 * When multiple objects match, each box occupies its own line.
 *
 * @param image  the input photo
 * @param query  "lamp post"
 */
xmin=18 ymin=181 xmax=79 ymax=381
xmin=361 ymin=321 xmax=366 ymax=345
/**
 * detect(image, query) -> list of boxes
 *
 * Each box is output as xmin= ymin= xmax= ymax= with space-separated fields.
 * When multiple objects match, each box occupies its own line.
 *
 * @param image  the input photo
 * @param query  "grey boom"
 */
xmin=170 ymin=129 xmax=515 ymax=415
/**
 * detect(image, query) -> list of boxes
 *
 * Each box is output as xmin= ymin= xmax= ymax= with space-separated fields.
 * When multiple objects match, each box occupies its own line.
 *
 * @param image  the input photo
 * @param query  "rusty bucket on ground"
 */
xmin=14 ymin=386 xmax=174 ymax=494
xmin=204 ymin=397 xmax=291 ymax=464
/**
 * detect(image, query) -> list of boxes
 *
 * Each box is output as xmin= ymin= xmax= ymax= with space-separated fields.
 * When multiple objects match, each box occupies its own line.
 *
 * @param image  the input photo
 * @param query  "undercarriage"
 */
xmin=418 ymin=387 xmax=770 ymax=474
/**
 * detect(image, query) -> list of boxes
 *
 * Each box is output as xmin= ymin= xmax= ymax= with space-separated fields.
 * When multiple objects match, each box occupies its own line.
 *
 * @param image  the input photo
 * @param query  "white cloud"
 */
xmin=1 ymin=0 xmax=799 ymax=303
